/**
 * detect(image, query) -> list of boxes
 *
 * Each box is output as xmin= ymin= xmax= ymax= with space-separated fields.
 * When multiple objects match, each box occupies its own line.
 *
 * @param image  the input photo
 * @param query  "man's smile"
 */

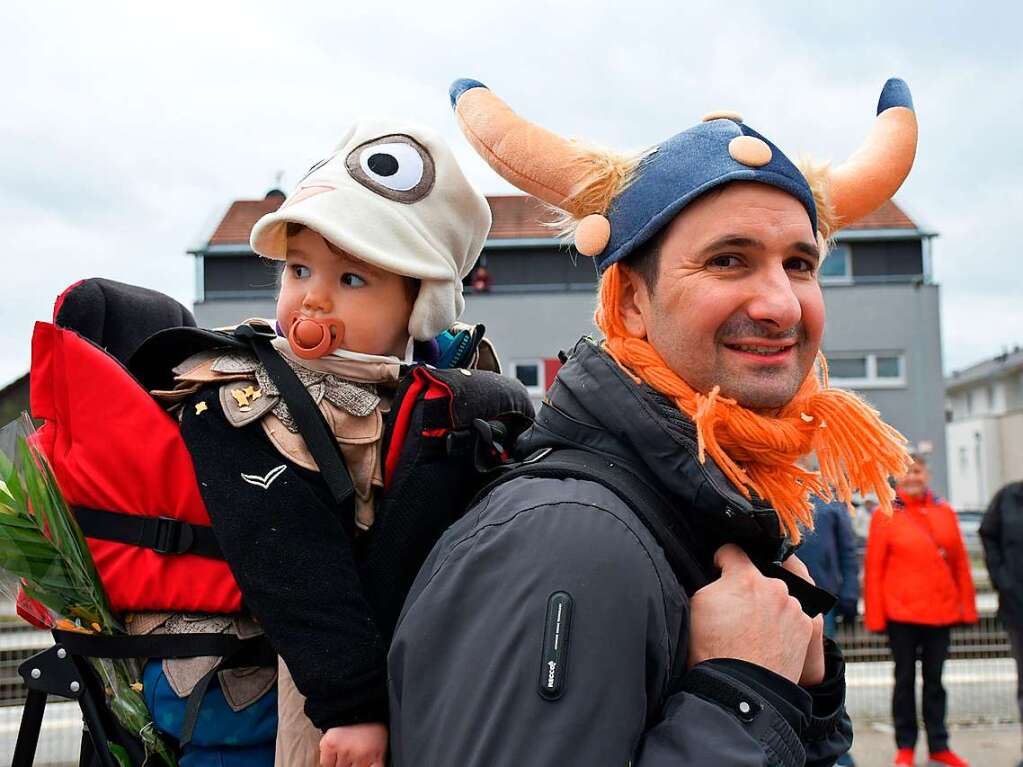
xmin=721 ymin=339 xmax=797 ymax=363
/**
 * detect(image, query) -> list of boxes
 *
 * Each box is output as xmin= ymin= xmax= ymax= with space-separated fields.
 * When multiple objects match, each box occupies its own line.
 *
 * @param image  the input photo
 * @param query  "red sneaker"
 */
xmin=928 ymin=751 xmax=970 ymax=767
xmin=894 ymin=748 xmax=915 ymax=765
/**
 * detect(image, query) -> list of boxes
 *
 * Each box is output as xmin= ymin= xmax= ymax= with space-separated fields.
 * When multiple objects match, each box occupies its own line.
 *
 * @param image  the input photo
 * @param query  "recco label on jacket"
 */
xmin=538 ymin=591 xmax=573 ymax=700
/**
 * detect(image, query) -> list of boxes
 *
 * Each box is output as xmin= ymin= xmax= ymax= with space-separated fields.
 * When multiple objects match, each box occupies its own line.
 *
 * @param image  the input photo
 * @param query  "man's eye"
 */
xmin=292 ymin=265 xmax=311 ymax=278
xmin=785 ymin=258 xmax=816 ymax=274
xmin=341 ymin=273 xmax=367 ymax=288
xmin=709 ymin=255 xmax=742 ymax=268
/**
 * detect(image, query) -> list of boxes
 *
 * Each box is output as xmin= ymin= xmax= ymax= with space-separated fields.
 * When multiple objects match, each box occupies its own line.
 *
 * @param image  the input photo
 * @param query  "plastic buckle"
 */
xmin=472 ymin=418 xmax=506 ymax=455
xmin=149 ymin=516 xmax=195 ymax=555
xmin=233 ymin=322 xmax=276 ymax=343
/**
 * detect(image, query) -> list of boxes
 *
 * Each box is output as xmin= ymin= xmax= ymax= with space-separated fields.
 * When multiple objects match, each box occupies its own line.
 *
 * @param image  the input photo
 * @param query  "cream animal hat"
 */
xmin=251 ymin=120 xmax=492 ymax=340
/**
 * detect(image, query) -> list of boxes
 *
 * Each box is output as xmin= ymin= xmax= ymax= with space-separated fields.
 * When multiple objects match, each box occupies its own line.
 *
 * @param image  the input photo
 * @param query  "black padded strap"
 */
xmin=478 ymin=448 xmax=836 ymax=616
xmin=477 ymin=448 xmax=710 ymax=596
xmin=234 ymin=324 xmax=355 ymax=508
xmin=51 ymin=630 xmax=271 ymax=660
xmin=72 ymin=506 xmax=225 ymax=560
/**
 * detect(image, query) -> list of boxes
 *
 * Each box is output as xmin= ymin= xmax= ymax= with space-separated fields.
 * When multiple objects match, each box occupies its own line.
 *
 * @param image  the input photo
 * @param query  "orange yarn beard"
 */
xmin=596 ymin=263 xmax=910 ymax=542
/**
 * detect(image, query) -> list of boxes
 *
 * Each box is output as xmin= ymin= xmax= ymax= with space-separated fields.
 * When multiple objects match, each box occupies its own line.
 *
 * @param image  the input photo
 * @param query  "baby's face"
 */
xmin=277 ymin=227 xmax=415 ymax=358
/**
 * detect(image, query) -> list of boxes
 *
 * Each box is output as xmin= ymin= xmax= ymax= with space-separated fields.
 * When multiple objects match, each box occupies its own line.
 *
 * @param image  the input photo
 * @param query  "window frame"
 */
xmin=819 ymin=244 xmax=853 ymax=285
xmin=511 ymin=359 xmax=545 ymax=396
xmin=826 ymin=351 xmax=906 ymax=389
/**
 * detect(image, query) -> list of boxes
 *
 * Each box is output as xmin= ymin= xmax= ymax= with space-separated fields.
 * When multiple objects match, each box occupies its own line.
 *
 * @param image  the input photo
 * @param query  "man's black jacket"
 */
xmin=389 ymin=338 xmax=852 ymax=766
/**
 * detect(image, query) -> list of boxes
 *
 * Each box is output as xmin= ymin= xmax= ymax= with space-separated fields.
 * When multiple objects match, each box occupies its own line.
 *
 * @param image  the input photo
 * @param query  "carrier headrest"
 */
xmin=53 ymin=278 xmax=196 ymax=365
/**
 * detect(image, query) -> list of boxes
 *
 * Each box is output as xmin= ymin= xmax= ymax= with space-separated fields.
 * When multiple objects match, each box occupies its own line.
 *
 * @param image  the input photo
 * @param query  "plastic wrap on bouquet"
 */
xmin=0 ymin=413 xmax=177 ymax=767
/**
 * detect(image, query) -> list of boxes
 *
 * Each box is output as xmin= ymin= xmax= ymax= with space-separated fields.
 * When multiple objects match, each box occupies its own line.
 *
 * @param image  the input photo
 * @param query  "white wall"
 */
xmin=946 ymin=416 xmax=1003 ymax=509
xmin=1000 ymin=411 xmax=1023 ymax=485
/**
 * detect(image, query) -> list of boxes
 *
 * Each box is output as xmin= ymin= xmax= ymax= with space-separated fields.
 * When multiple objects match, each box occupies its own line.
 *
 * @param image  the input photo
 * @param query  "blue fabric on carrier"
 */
xmin=143 ymin=659 xmax=277 ymax=767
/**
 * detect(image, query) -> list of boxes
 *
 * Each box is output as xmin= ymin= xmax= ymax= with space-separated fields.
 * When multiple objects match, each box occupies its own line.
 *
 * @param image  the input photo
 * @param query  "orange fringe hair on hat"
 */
xmin=596 ymin=260 xmax=910 ymax=543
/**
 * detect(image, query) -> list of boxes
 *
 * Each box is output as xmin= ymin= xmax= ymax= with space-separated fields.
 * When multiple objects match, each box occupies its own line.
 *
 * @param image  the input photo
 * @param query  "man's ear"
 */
xmin=618 ymin=265 xmax=649 ymax=339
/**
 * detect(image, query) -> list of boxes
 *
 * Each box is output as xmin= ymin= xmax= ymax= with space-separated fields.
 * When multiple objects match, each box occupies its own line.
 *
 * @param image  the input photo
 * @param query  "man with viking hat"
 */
xmin=387 ymin=78 xmax=919 ymax=766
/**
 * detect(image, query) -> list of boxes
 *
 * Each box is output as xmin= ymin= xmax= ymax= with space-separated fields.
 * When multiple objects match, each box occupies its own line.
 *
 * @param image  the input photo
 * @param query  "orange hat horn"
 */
xmin=828 ymin=78 xmax=918 ymax=228
xmin=449 ymin=79 xmax=598 ymax=218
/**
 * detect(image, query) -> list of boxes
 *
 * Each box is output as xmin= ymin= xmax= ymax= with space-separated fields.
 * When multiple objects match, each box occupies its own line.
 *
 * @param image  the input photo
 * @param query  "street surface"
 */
xmin=2 ymin=671 xmax=1020 ymax=767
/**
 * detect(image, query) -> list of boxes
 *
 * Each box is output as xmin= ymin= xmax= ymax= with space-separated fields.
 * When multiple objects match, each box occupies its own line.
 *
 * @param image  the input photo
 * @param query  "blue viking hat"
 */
xmin=449 ymin=77 xmax=917 ymax=273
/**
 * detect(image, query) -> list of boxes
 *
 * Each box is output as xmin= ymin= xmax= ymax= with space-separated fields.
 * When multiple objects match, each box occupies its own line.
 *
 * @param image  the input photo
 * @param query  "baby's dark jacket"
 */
xmin=179 ymin=383 xmax=388 ymax=731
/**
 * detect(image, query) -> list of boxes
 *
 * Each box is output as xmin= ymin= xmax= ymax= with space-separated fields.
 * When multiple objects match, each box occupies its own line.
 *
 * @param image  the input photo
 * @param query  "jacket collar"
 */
xmin=895 ymin=488 xmax=937 ymax=510
xmin=518 ymin=338 xmax=791 ymax=565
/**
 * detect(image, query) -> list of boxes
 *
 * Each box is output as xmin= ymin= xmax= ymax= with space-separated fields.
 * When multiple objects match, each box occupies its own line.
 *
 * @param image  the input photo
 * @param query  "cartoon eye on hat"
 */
xmin=345 ymin=134 xmax=436 ymax=203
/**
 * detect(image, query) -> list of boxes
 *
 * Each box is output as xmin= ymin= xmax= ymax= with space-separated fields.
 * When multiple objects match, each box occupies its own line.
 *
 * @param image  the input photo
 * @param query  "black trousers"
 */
xmin=887 ymin=621 xmax=951 ymax=752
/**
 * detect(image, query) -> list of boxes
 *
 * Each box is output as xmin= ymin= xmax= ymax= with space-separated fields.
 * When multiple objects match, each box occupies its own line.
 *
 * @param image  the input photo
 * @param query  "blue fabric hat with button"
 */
xmin=449 ymin=77 xmax=917 ymax=272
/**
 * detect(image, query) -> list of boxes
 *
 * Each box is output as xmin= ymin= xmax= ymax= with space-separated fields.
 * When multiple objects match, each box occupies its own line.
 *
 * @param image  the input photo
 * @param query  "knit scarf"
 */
xmin=595 ymin=263 xmax=910 ymax=542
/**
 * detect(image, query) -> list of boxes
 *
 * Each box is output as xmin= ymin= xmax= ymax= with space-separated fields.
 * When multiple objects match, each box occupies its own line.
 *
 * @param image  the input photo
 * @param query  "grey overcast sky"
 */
xmin=1 ymin=1 xmax=1020 ymax=386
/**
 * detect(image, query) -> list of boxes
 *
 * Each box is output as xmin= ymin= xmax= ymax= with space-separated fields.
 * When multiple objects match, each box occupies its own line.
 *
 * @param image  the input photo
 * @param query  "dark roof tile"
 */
xmin=204 ymin=193 xmax=919 ymax=248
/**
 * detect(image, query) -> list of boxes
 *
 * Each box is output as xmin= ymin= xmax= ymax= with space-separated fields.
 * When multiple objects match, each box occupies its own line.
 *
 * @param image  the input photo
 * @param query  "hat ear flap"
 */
xmin=408 ymin=279 xmax=461 ymax=341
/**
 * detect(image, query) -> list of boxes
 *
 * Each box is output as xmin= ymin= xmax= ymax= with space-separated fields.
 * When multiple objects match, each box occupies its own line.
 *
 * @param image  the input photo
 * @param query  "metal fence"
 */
xmin=2 ymin=614 xmax=1020 ymax=766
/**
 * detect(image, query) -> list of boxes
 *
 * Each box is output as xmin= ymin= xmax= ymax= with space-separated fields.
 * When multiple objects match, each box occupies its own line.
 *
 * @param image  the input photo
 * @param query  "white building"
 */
xmin=945 ymin=348 xmax=1023 ymax=510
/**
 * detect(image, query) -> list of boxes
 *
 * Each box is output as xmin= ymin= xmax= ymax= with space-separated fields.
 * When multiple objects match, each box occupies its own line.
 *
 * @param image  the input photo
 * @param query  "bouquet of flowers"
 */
xmin=0 ymin=413 xmax=176 ymax=767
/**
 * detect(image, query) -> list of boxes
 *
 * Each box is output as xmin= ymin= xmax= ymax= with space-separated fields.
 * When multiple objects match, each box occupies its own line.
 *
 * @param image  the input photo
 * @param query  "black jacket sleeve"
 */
xmin=980 ymin=487 xmax=1007 ymax=594
xmin=180 ymin=387 xmax=387 ymax=729
xmin=835 ymin=506 xmax=861 ymax=608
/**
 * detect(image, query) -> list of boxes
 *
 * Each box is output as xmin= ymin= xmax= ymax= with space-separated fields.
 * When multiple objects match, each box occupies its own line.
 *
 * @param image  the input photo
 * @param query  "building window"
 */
xmin=828 ymin=356 xmax=867 ymax=380
xmin=876 ymin=356 xmax=902 ymax=379
xmin=512 ymin=361 xmax=543 ymax=394
xmin=819 ymin=245 xmax=852 ymax=284
xmin=826 ymin=352 xmax=906 ymax=388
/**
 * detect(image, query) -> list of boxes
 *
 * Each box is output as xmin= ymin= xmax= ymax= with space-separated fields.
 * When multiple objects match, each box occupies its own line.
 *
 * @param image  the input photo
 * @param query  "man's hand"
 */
xmin=319 ymin=722 xmax=388 ymax=767
xmin=780 ymin=553 xmax=826 ymax=687
xmin=687 ymin=544 xmax=813 ymax=684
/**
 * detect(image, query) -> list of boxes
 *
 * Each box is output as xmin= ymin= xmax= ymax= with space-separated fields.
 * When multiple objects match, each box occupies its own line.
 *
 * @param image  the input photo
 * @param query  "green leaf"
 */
xmin=21 ymin=582 xmax=73 ymax=619
xmin=19 ymin=443 xmax=62 ymax=547
xmin=107 ymin=742 xmax=132 ymax=767
xmin=0 ymin=528 xmax=61 ymax=555
xmin=29 ymin=445 xmax=98 ymax=589
xmin=0 ymin=508 xmax=45 ymax=529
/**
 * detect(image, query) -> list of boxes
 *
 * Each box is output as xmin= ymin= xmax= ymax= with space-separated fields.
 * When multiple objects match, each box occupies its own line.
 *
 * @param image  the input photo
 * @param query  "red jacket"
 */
xmin=864 ymin=490 xmax=977 ymax=631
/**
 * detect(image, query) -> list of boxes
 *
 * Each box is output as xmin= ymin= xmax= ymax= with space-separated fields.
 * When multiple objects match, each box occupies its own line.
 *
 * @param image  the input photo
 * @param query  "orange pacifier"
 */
xmin=287 ymin=312 xmax=344 ymax=359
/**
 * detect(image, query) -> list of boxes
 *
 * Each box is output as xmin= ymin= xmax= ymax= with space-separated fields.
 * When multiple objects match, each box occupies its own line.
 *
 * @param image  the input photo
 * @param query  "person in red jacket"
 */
xmin=864 ymin=454 xmax=977 ymax=767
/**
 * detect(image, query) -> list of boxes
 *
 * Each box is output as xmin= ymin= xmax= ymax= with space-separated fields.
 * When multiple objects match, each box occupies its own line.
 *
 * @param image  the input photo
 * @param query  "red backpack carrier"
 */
xmin=24 ymin=279 xmax=242 ymax=619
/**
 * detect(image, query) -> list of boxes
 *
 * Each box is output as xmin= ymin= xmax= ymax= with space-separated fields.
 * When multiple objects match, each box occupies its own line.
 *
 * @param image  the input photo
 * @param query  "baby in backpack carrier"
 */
xmin=148 ymin=122 xmax=492 ymax=767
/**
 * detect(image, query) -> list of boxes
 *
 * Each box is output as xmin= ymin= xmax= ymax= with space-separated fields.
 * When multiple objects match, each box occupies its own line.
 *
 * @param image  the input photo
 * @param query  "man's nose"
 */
xmin=744 ymin=265 xmax=802 ymax=330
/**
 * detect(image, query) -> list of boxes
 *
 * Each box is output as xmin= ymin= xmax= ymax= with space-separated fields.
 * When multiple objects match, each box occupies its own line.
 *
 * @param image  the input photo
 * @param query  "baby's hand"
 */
xmin=319 ymin=722 xmax=388 ymax=767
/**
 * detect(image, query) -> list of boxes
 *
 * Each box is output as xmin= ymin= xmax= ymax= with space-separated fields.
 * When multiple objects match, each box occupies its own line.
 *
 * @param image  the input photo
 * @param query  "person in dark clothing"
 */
xmin=800 ymin=496 xmax=861 ymax=766
xmin=980 ymin=480 xmax=1023 ymax=767
xmin=386 ymin=78 xmax=919 ymax=766
xmin=801 ymin=497 xmax=861 ymax=638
